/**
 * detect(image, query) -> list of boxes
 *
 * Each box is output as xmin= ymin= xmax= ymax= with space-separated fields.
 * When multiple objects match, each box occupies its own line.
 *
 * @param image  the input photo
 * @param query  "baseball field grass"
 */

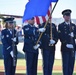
xmin=0 ymin=59 xmax=76 ymax=75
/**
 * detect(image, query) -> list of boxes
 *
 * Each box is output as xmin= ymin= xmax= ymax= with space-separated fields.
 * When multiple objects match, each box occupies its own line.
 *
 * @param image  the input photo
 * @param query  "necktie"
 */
xmin=10 ymin=30 xmax=12 ymax=34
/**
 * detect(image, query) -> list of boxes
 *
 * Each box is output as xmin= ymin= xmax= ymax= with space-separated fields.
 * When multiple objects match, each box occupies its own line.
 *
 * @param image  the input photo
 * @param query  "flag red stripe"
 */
xmin=47 ymin=10 xmax=50 ymax=16
xmin=35 ymin=16 xmax=40 ymax=24
xmin=42 ymin=16 xmax=46 ymax=23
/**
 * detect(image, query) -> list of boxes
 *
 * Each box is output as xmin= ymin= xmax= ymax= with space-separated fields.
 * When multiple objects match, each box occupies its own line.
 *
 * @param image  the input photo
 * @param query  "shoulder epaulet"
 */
xmin=2 ymin=29 xmax=7 ymax=32
xmin=58 ymin=22 xmax=65 ymax=27
xmin=52 ymin=23 xmax=56 ymax=26
xmin=71 ymin=22 xmax=75 ymax=26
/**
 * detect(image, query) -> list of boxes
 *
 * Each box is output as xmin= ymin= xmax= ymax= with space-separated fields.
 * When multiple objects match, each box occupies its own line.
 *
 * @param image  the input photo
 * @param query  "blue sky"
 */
xmin=0 ymin=0 xmax=76 ymax=19
xmin=52 ymin=0 xmax=76 ymax=19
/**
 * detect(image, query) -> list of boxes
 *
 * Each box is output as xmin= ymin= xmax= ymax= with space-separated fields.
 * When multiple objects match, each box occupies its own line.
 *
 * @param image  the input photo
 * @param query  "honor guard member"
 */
xmin=39 ymin=19 xmax=58 ymax=75
xmin=23 ymin=17 xmax=45 ymax=75
xmin=58 ymin=9 xmax=76 ymax=75
xmin=1 ymin=18 xmax=19 ymax=75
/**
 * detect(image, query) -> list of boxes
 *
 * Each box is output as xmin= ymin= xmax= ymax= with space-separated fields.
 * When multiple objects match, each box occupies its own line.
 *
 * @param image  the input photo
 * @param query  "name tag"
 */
xmin=25 ymin=28 xmax=29 ymax=31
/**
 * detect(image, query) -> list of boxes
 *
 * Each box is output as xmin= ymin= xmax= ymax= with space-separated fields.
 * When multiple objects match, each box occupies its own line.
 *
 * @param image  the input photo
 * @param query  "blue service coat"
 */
xmin=1 ymin=29 xmax=19 ymax=58
xmin=23 ymin=24 xmax=39 ymax=53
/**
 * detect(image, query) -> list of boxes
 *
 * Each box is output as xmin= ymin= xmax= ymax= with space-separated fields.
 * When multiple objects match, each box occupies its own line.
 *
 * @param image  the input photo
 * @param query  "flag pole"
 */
xmin=36 ymin=1 xmax=58 ymax=45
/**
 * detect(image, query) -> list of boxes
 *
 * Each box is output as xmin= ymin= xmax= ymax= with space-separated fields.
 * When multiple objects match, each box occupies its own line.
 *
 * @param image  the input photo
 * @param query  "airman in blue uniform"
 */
xmin=58 ymin=9 xmax=76 ymax=75
xmin=1 ymin=18 xmax=19 ymax=75
xmin=23 ymin=17 xmax=45 ymax=75
xmin=39 ymin=20 xmax=58 ymax=75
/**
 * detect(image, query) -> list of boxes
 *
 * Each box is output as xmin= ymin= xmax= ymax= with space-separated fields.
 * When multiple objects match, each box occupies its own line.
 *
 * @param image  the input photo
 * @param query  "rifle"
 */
xmin=69 ymin=23 xmax=75 ymax=57
xmin=12 ymin=21 xmax=17 ymax=66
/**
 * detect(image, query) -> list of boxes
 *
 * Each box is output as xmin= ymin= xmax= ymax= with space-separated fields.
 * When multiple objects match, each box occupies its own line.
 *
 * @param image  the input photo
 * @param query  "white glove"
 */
xmin=38 ymin=28 xmax=46 ymax=32
xmin=33 ymin=44 xmax=40 ymax=50
xmin=69 ymin=32 xmax=74 ymax=37
xmin=66 ymin=44 xmax=74 ymax=48
xmin=75 ymin=39 xmax=76 ymax=43
xmin=10 ymin=51 xmax=13 ymax=58
xmin=12 ymin=37 xmax=16 ymax=42
xmin=49 ymin=39 xmax=55 ymax=45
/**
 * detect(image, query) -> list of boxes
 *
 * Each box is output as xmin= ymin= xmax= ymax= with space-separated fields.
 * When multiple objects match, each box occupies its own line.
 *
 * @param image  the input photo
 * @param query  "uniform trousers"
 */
xmin=4 ymin=55 xmax=16 ymax=75
xmin=25 ymin=52 xmax=38 ymax=75
xmin=42 ymin=49 xmax=55 ymax=75
xmin=61 ymin=51 xmax=75 ymax=75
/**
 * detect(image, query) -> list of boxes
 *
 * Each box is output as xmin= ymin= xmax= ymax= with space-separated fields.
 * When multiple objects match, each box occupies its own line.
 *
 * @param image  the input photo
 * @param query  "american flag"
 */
xmin=35 ymin=4 xmax=52 ymax=25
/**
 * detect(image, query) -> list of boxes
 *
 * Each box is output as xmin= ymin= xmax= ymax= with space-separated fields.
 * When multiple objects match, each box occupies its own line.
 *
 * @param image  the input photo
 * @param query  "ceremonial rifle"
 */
xmin=12 ymin=21 xmax=17 ymax=66
xmin=69 ymin=23 xmax=75 ymax=57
